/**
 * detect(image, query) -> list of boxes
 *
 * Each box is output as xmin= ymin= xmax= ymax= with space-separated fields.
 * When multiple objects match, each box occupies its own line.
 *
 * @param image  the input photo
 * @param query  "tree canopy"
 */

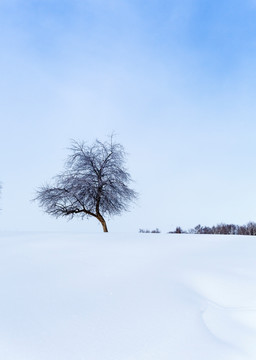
xmin=35 ymin=137 xmax=137 ymax=232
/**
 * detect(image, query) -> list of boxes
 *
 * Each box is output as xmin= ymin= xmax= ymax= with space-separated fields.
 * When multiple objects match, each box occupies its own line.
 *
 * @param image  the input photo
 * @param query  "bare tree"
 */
xmin=35 ymin=137 xmax=137 ymax=232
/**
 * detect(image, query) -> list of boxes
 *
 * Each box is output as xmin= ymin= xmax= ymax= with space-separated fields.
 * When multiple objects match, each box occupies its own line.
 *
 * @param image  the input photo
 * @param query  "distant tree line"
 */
xmin=139 ymin=228 xmax=161 ymax=233
xmin=169 ymin=222 xmax=256 ymax=235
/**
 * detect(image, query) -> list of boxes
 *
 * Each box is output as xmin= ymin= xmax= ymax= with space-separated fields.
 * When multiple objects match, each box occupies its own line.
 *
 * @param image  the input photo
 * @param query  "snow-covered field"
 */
xmin=0 ymin=232 xmax=256 ymax=359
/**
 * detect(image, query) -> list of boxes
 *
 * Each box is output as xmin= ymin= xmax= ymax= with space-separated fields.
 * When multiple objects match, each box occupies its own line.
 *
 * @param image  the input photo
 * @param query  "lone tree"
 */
xmin=35 ymin=137 xmax=137 ymax=232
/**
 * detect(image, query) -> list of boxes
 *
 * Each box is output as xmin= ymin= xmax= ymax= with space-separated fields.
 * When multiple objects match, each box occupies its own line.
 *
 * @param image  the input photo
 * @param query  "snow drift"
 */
xmin=0 ymin=232 xmax=255 ymax=359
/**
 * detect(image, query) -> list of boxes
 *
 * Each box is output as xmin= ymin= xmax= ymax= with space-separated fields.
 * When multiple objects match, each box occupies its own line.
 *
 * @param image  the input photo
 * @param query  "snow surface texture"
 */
xmin=0 ymin=233 xmax=256 ymax=359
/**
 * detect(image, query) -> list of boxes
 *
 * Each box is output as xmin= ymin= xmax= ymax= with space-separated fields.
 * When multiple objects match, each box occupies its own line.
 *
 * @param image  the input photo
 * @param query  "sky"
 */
xmin=1 ymin=0 xmax=256 ymax=233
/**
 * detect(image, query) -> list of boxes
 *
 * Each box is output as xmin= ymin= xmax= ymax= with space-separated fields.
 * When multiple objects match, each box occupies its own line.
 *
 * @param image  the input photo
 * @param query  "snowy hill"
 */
xmin=0 ymin=232 xmax=256 ymax=359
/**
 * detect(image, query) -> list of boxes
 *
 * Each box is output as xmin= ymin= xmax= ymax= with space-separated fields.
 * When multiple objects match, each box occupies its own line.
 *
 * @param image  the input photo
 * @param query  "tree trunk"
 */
xmin=97 ymin=214 xmax=108 ymax=232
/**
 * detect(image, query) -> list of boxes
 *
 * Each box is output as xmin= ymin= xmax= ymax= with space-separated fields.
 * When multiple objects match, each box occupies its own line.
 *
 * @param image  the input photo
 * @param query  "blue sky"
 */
xmin=1 ymin=0 xmax=256 ymax=233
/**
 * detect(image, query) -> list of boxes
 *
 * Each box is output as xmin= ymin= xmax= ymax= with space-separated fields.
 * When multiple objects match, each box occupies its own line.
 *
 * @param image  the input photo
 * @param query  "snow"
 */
xmin=0 ymin=232 xmax=256 ymax=359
